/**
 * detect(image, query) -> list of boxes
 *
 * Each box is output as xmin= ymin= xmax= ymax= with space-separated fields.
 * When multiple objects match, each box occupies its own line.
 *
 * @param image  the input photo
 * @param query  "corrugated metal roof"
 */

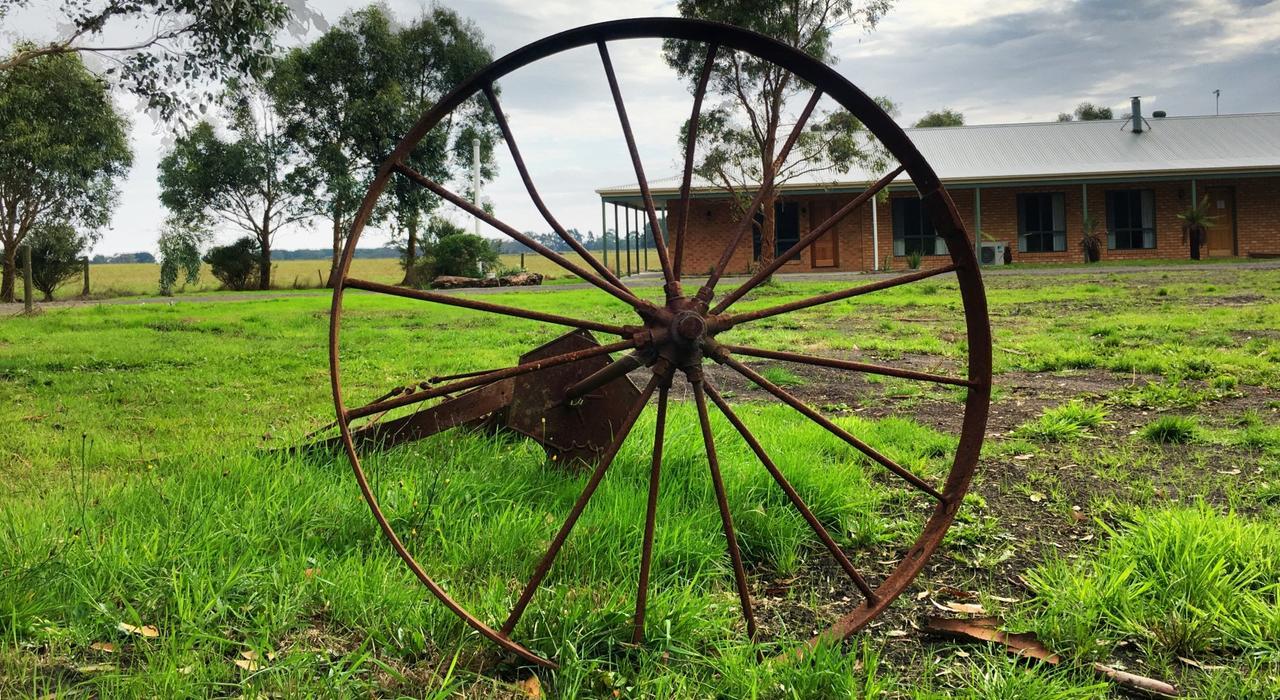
xmin=598 ymin=112 xmax=1280 ymax=197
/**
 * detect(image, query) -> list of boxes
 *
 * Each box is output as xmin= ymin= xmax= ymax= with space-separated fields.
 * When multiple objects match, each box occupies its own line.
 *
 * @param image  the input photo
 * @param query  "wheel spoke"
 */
xmin=347 ymin=338 xmax=636 ymax=421
xmin=708 ymin=347 xmax=945 ymax=502
xmin=393 ymin=162 xmax=649 ymax=312
xmin=718 ymin=343 xmax=973 ymax=387
xmin=695 ymin=88 xmax=823 ymax=306
xmin=633 ymin=378 xmax=671 ymax=643
xmin=713 ymin=165 xmax=906 ymax=313
xmin=673 ymin=43 xmax=718 ymax=281
xmin=500 ymin=364 xmax=669 ymax=636
xmin=344 ymin=277 xmax=628 ymax=336
xmin=703 ymin=380 xmax=877 ymax=602
xmin=598 ymin=41 xmax=679 ymax=297
xmin=483 ymin=84 xmax=632 ymax=295
xmin=716 ymin=264 xmax=958 ymax=330
xmin=564 ymin=350 xmax=646 ymax=401
xmin=690 ymin=373 xmax=757 ymax=640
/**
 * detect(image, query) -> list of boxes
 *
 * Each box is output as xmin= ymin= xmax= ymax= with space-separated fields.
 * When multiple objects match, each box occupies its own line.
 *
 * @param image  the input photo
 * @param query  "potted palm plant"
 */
xmin=1079 ymin=215 xmax=1104 ymax=263
xmin=1177 ymin=195 xmax=1218 ymax=261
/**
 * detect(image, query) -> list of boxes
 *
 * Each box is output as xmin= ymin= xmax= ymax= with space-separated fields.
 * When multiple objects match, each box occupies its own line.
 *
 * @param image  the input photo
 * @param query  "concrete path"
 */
xmin=5 ymin=259 xmax=1279 ymax=316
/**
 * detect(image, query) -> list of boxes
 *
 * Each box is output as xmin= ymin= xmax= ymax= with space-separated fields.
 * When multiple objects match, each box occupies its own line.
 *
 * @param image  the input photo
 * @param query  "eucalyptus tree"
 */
xmin=914 ymin=108 xmax=964 ymax=127
xmin=663 ymin=0 xmax=894 ymax=267
xmin=270 ymin=5 xmax=498 ymax=287
xmin=389 ymin=7 xmax=498 ymax=286
xmin=0 ymin=49 xmax=131 ymax=302
xmin=0 ymin=0 xmax=322 ymax=124
xmin=158 ymin=82 xmax=309 ymax=290
xmin=1057 ymin=102 xmax=1114 ymax=121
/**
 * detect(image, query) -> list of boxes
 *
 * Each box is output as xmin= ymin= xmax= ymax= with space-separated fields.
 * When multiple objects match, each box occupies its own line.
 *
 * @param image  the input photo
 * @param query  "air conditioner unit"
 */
xmin=980 ymin=242 xmax=1006 ymax=266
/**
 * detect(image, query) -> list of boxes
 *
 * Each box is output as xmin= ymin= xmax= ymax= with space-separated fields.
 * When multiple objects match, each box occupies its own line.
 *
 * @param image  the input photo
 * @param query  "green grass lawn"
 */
xmin=3 ymin=267 xmax=1279 ymax=697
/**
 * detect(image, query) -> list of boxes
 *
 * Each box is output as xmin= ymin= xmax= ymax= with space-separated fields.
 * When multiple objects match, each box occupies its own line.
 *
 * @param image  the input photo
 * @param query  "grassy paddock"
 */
xmin=50 ymin=248 xmax=659 ymax=301
xmin=3 ymin=267 xmax=1279 ymax=696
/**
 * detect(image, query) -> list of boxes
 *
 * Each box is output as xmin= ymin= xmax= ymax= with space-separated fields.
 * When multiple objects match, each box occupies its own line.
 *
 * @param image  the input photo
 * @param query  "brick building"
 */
xmin=597 ymin=107 xmax=1280 ymax=274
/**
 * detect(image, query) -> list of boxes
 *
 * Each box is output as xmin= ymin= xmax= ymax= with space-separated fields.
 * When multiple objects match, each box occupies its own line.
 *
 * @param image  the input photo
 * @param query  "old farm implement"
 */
xmin=326 ymin=18 xmax=991 ymax=668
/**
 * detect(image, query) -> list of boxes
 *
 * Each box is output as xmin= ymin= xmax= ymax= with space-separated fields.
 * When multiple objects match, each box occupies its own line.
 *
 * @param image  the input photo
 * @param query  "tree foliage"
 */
xmin=268 ymin=5 xmax=497 ymax=287
xmin=158 ymin=82 xmax=308 ymax=290
xmin=914 ymin=108 xmax=964 ymax=128
xmin=0 ymin=0 xmax=323 ymax=124
xmin=428 ymin=233 xmax=499 ymax=280
xmin=1057 ymin=102 xmax=1114 ymax=121
xmin=27 ymin=222 xmax=89 ymax=301
xmin=157 ymin=216 xmax=209 ymax=295
xmin=0 ymin=49 xmax=131 ymax=302
xmin=203 ymin=236 xmax=260 ymax=291
xmin=663 ymin=0 xmax=895 ymax=266
xmin=406 ymin=217 xmax=498 ymax=283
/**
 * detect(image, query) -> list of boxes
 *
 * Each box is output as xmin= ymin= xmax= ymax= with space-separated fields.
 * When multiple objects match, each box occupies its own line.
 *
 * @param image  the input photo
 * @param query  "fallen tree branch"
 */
xmin=920 ymin=616 xmax=1180 ymax=698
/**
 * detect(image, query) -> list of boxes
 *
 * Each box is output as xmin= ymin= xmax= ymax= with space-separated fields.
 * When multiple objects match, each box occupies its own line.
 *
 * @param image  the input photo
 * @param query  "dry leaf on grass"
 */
xmin=117 ymin=622 xmax=159 ymax=638
xmin=1176 ymin=656 xmax=1226 ymax=671
xmin=76 ymin=663 xmax=117 ymax=673
xmin=234 ymin=649 xmax=278 ymax=672
xmin=515 ymin=674 xmax=542 ymax=698
xmin=934 ymin=601 xmax=986 ymax=615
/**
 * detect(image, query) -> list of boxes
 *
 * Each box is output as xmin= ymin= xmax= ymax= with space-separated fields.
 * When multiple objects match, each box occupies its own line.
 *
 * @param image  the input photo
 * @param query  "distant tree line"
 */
xmin=92 ymin=252 xmax=157 ymax=264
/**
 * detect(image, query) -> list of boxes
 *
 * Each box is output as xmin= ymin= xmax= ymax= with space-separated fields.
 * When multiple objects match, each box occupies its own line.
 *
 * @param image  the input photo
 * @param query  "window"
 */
xmin=1017 ymin=193 xmax=1066 ymax=252
xmin=774 ymin=202 xmax=800 ymax=258
xmin=750 ymin=202 xmax=802 ymax=260
xmin=1106 ymin=190 xmax=1156 ymax=249
xmin=892 ymin=197 xmax=947 ymax=256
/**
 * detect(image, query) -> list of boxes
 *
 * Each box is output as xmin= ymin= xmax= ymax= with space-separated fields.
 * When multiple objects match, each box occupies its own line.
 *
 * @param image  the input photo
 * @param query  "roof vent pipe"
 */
xmin=1130 ymin=96 xmax=1144 ymax=133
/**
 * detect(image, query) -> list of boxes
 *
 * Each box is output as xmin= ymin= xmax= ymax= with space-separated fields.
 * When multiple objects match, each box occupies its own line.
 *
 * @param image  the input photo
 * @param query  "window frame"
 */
xmin=1016 ymin=192 xmax=1067 ymax=253
xmin=891 ymin=197 xmax=947 ymax=257
xmin=1105 ymin=189 xmax=1157 ymax=250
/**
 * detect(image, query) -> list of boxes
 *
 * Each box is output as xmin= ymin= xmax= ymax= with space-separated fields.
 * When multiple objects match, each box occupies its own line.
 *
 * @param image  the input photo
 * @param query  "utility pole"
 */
xmin=1213 ymin=89 xmax=1220 ymax=116
xmin=472 ymin=137 xmax=481 ymax=235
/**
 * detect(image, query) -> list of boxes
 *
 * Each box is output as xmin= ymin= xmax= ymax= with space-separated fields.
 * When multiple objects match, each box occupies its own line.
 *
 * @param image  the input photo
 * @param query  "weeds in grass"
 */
xmin=1141 ymin=415 xmax=1199 ymax=444
xmin=1020 ymin=505 xmax=1280 ymax=660
xmin=1112 ymin=380 xmax=1216 ymax=410
xmin=927 ymin=653 xmax=1110 ymax=699
xmin=759 ymin=365 xmax=807 ymax=388
xmin=1013 ymin=401 xmax=1108 ymax=442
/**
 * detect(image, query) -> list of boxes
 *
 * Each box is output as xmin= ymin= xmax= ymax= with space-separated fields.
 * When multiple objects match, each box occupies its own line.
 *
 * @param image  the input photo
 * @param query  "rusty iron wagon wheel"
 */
xmin=328 ymin=17 xmax=992 ymax=670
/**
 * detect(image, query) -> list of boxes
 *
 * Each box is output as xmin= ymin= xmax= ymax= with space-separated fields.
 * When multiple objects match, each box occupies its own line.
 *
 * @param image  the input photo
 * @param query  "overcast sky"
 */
xmin=5 ymin=0 xmax=1279 ymax=255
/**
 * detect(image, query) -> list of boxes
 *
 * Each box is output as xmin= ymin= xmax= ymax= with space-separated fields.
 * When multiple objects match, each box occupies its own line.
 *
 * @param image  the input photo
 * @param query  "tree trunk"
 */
xmin=259 ymin=236 xmax=272 ymax=290
xmin=758 ymin=191 xmax=777 ymax=269
xmin=400 ymin=221 xmax=418 ymax=287
xmin=81 ymin=257 xmax=90 ymax=297
xmin=0 ymin=245 xmax=15 ymax=303
xmin=326 ymin=215 xmax=342 ymax=288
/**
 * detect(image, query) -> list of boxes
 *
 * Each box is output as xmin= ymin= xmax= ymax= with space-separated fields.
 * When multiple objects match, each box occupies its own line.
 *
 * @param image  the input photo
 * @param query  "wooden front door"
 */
xmin=1204 ymin=187 xmax=1236 ymax=257
xmin=810 ymin=201 xmax=838 ymax=268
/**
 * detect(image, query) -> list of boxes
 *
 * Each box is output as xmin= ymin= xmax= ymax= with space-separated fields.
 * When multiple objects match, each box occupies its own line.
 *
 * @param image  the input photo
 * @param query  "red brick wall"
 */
xmin=662 ymin=175 xmax=1279 ymax=272
xmin=664 ymin=192 xmax=873 ymax=276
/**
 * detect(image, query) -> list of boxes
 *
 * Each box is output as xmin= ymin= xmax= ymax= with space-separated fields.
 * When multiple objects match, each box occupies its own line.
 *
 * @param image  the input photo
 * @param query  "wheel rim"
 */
xmin=328 ymin=17 xmax=992 ymax=669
